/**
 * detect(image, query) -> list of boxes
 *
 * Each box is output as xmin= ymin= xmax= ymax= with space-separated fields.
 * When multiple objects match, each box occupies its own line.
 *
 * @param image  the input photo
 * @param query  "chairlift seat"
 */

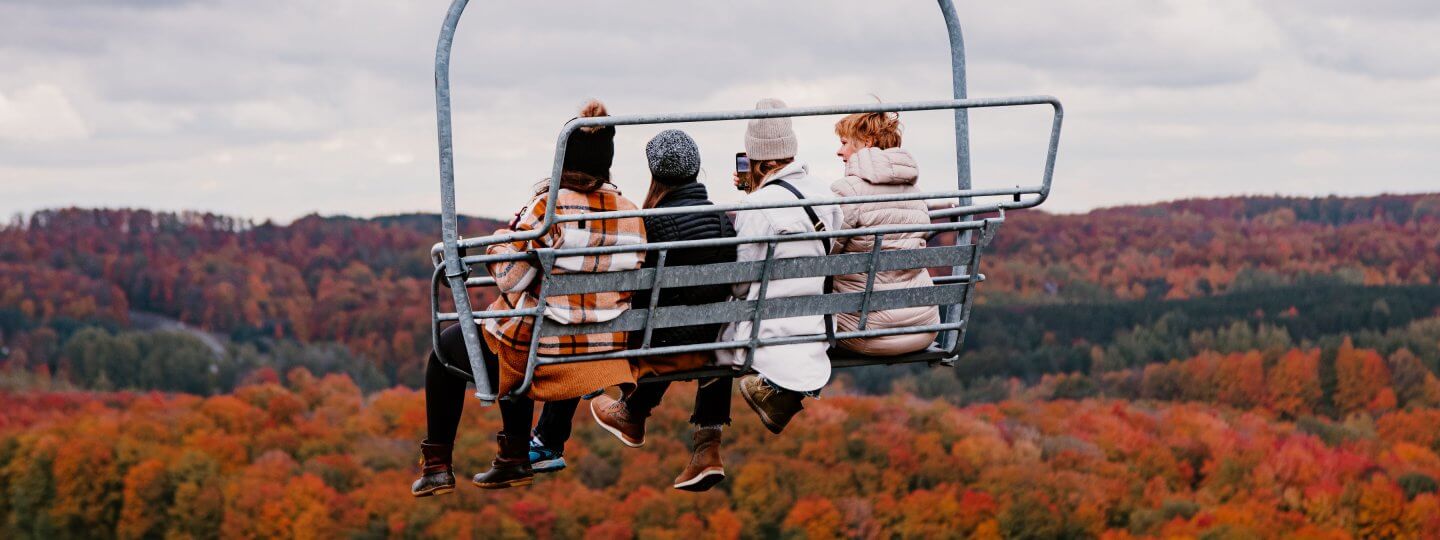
xmin=425 ymin=0 xmax=1064 ymax=404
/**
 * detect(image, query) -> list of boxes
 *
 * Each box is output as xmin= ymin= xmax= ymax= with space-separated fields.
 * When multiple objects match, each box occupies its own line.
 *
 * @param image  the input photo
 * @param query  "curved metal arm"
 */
xmin=434 ymin=0 xmax=495 ymax=404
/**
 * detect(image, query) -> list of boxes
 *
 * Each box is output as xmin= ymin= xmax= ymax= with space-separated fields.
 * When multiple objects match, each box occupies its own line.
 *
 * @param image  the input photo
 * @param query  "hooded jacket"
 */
xmin=829 ymin=147 xmax=939 ymax=356
xmin=715 ymin=161 xmax=843 ymax=392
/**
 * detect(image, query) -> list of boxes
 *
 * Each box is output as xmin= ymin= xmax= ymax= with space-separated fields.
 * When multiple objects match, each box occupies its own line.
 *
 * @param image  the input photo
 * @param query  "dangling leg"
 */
xmin=471 ymin=339 xmax=542 ymax=490
xmin=412 ymin=324 xmax=475 ymax=497
xmin=674 ymin=377 xmax=732 ymax=491
xmin=590 ymin=380 xmax=669 ymax=448
xmin=472 ymin=393 xmax=537 ymax=489
xmin=527 ymin=398 xmax=580 ymax=473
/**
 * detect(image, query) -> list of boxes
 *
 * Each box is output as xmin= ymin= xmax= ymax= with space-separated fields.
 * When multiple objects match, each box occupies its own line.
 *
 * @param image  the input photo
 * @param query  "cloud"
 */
xmin=1263 ymin=1 xmax=1440 ymax=79
xmin=0 ymin=84 xmax=92 ymax=142
xmin=0 ymin=0 xmax=1437 ymax=223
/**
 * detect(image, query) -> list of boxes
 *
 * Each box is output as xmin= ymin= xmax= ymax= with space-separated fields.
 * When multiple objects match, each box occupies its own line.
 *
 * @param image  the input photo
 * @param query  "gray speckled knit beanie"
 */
xmin=645 ymin=129 xmax=701 ymax=185
xmin=745 ymin=98 xmax=797 ymax=161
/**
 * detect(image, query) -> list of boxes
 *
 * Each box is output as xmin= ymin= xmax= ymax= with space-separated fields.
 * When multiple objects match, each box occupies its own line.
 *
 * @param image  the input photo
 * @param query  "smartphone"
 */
xmin=735 ymin=152 xmax=751 ymax=191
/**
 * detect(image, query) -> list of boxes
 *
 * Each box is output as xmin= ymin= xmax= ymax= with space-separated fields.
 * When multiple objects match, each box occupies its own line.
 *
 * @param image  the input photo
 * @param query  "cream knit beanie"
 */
xmin=745 ymin=98 xmax=798 ymax=161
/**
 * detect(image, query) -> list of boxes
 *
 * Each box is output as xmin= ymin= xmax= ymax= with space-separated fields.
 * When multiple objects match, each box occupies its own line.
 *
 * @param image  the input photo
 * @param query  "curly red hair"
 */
xmin=834 ymin=110 xmax=902 ymax=149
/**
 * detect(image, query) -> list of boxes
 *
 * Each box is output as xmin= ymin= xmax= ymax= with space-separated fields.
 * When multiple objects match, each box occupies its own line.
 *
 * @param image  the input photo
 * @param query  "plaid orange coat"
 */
xmin=481 ymin=183 xmax=646 ymax=399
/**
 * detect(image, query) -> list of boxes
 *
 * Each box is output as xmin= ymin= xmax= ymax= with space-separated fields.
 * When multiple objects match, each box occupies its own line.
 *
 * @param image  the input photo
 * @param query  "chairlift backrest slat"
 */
xmin=540 ymin=243 xmax=978 ymax=297
xmin=538 ymin=283 xmax=975 ymax=339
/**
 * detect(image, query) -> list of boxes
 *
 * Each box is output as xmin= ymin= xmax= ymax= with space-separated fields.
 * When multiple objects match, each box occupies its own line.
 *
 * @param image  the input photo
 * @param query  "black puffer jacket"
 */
xmin=630 ymin=182 xmax=738 ymax=348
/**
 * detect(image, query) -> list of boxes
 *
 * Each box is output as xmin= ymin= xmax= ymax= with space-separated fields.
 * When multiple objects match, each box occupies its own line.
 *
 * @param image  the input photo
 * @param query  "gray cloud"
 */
xmin=1 ymin=0 xmax=1437 ymax=222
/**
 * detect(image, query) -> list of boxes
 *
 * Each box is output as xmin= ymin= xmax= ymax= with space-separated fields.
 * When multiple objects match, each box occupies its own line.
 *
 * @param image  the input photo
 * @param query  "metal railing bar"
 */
xmin=432 ymin=189 xmax=1022 ymax=264
xmin=562 ymin=96 xmax=1056 ymax=131
xmin=635 ymin=348 xmax=953 ymax=385
xmin=537 ymin=244 xmax=976 ymax=296
xmin=436 ymin=187 xmax=1031 ymax=255
xmin=545 ymin=186 xmax=1036 ymax=224
xmin=437 ymin=274 xmax=978 ymax=323
xmin=535 ymin=321 xmax=968 ymax=365
xmin=458 ymin=219 xmax=992 ymax=264
xmin=436 ymin=306 xmax=544 ymax=321
xmin=539 ymin=283 xmax=970 ymax=338
xmin=438 ymin=276 xmax=983 ymax=325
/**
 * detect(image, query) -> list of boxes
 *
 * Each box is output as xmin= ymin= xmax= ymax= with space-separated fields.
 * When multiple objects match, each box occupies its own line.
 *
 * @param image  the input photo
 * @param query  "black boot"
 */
xmin=410 ymin=440 xmax=455 ymax=497
xmin=472 ymin=433 xmax=534 ymax=489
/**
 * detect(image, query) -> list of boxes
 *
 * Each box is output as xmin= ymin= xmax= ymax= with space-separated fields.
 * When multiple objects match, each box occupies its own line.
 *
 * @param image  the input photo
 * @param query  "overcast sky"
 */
xmin=2 ymin=0 xmax=1437 ymax=223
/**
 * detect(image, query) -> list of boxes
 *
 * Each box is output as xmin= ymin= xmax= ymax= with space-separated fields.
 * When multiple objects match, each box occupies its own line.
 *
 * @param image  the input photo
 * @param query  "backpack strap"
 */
xmin=763 ymin=179 xmax=837 ymax=345
xmin=767 ymin=179 xmax=831 ymax=254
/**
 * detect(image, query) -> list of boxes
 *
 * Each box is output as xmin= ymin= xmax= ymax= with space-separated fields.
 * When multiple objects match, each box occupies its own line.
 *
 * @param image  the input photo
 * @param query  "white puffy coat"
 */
xmin=715 ymin=162 xmax=843 ymax=393
xmin=829 ymin=147 xmax=939 ymax=355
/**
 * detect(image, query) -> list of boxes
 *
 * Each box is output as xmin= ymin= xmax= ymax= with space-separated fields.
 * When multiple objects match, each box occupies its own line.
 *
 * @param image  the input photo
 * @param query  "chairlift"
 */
xmin=427 ymin=0 xmax=1064 ymax=405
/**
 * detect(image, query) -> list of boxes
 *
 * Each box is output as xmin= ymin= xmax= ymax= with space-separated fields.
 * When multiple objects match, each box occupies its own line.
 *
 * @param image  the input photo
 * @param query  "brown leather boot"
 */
xmin=472 ymin=433 xmax=533 ymax=489
xmin=590 ymin=394 xmax=646 ymax=447
xmin=410 ymin=440 xmax=455 ymax=497
xmin=673 ymin=427 xmax=725 ymax=492
xmin=738 ymin=375 xmax=804 ymax=434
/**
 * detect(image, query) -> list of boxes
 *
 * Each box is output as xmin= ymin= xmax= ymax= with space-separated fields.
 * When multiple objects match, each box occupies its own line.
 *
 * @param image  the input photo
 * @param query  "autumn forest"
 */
xmin=3 ymin=194 xmax=1440 ymax=538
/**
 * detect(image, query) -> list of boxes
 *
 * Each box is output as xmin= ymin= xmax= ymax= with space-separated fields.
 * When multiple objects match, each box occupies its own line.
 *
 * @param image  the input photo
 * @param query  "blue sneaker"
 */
xmin=528 ymin=436 xmax=566 ymax=473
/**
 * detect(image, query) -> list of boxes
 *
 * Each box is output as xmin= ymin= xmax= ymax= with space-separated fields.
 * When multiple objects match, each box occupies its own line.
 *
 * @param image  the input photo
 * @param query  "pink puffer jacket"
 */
xmin=829 ymin=147 xmax=939 ymax=356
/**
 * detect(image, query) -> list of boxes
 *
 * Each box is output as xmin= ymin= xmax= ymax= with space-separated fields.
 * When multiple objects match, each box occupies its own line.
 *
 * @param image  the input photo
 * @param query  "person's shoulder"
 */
xmin=743 ymin=184 xmax=788 ymax=203
xmin=612 ymin=192 xmax=642 ymax=212
xmin=830 ymin=175 xmax=863 ymax=195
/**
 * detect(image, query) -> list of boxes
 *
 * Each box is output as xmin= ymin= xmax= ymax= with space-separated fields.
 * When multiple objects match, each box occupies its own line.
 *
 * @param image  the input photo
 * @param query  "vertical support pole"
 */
xmin=741 ymin=241 xmax=778 ymax=371
xmin=433 ymin=0 xmax=495 ymax=404
xmin=936 ymin=0 xmax=971 ymax=356
xmin=857 ymin=233 xmax=885 ymax=331
xmin=640 ymin=249 xmax=668 ymax=350
xmin=513 ymin=250 xmax=555 ymax=398
xmin=947 ymin=219 xmax=997 ymax=359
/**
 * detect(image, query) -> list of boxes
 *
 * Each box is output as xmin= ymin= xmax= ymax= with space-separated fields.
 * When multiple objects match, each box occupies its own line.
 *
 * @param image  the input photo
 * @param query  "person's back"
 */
xmin=488 ymin=181 xmax=646 ymax=348
xmin=720 ymin=99 xmax=842 ymax=435
xmin=414 ymin=98 xmax=646 ymax=497
xmin=630 ymin=181 xmax=737 ymax=348
xmin=827 ymin=109 xmax=938 ymax=356
xmin=829 ymin=146 xmax=938 ymax=355
xmin=583 ymin=129 xmax=741 ymax=493
xmin=718 ymin=159 xmax=841 ymax=391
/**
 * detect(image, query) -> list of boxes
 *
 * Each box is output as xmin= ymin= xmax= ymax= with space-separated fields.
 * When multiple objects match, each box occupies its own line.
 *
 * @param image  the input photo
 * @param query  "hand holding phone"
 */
xmin=735 ymin=152 xmax=751 ymax=192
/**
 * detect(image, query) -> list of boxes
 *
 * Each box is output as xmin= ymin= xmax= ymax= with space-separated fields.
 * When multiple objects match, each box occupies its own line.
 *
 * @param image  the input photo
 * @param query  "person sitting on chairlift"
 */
xmin=718 ymin=98 xmax=844 ymax=434
xmin=412 ymin=99 xmax=646 ymax=496
xmin=535 ymin=129 xmax=740 ymax=492
xmin=828 ymin=108 xmax=940 ymax=356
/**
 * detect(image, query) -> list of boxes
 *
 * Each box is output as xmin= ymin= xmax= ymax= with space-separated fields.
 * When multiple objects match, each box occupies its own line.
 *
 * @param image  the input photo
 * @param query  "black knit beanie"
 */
xmin=562 ymin=124 xmax=616 ymax=180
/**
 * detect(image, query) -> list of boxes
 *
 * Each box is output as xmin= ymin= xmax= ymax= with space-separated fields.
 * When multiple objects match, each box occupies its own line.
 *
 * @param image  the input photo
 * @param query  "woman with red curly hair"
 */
xmin=828 ymin=108 xmax=940 ymax=356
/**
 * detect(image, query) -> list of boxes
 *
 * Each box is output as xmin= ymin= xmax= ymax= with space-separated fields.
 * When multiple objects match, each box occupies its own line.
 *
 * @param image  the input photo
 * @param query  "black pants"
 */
xmin=425 ymin=324 xmax=579 ymax=448
xmin=624 ymin=377 xmax=733 ymax=426
xmin=528 ymin=375 xmax=733 ymax=453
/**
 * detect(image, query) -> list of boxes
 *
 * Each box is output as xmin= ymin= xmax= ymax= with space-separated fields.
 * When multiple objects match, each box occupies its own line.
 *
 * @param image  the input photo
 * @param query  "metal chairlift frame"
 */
xmin=428 ymin=0 xmax=1063 ymax=405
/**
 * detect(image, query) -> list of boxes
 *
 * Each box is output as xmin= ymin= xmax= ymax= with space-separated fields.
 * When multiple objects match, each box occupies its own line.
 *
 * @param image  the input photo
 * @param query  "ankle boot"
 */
xmin=590 ymin=394 xmax=646 ymax=448
xmin=410 ymin=440 xmax=455 ymax=497
xmin=472 ymin=433 xmax=534 ymax=489
xmin=673 ymin=427 xmax=725 ymax=492
xmin=739 ymin=375 xmax=804 ymax=434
